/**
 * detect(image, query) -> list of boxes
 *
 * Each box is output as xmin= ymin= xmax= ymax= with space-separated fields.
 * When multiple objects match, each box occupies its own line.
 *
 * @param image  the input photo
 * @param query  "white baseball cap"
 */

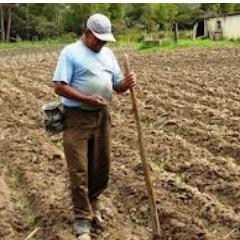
xmin=87 ymin=14 xmax=116 ymax=42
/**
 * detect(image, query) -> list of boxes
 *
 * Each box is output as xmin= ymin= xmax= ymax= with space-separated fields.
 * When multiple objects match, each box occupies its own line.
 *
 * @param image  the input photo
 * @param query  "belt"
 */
xmin=63 ymin=105 xmax=108 ymax=112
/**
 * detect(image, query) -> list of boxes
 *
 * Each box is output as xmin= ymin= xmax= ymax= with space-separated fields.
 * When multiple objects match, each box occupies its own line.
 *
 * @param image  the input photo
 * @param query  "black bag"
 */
xmin=42 ymin=101 xmax=64 ymax=134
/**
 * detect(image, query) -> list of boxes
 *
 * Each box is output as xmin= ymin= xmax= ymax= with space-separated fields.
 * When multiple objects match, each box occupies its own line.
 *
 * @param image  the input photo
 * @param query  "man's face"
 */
xmin=86 ymin=31 xmax=107 ymax=52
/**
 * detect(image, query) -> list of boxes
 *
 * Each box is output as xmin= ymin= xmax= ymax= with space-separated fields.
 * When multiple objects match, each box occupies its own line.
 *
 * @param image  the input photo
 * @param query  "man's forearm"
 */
xmin=54 ymin=82 xmax=90 ymax=103
xmin=53 ymin=82 xmax=108 ymax=106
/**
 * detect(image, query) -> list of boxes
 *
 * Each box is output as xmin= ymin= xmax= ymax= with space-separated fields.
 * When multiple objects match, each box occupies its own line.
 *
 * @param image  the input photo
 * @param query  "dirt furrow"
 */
xmin=1 ymin=46 xmax=240 ymax=240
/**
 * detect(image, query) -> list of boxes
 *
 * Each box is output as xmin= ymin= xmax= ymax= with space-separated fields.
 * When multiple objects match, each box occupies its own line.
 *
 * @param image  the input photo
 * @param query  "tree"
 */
xmin=108 ymin=4 xmax=126 ymax=35
xmin=6 ymin=5 xmax=12 ymax=41
xmin=27 ymin=3 xmax=64 ymax=38
xmin=175 ymin=4 xmax=200 ymax=29
xmin=0 ymin=4 xmax=14 ymax=42
xmin=125 ymin=4 xmax=145 ymax=28
xmin=62 ymin=4 xmax=93 ymax=34
xmin=3 ymin=3 xmax=238 ymax=42
xmin=155 ymin=4 xmax=178 ymax=30
xmin=233 ymin=3 xmax=240 ymax=11
xmin=219 ymin=4 xmax=234 ymax=13
xmin=0 ymin=4 xmax=5 ymax=41
xmin=140 ymin=4 xmax=158 ymax=32
xmin=125 ymin=4 xmax=158 ymax=32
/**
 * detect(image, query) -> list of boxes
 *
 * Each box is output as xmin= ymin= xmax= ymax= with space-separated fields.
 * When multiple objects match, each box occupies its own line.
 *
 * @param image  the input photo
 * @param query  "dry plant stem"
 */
xmin=123 ymin=54 xmax=161 ymax=239
xmin=103 ymin=232 xmax=111 ymax=239
xmin=24 ymin=227 xmax=40 ymax=240
xmin=223 ymin=228 xmax=237 ymax=239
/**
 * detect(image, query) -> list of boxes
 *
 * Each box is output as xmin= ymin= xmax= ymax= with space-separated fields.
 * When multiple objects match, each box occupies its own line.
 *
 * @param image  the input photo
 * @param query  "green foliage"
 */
xmin=60 ymin=32 xmax=78 ymax=43
xmin=199 ymin=3 xmax=238 ymax=14
xmin=200 ymin=3 xmax=218 ymax=13
xmin=28 ymin=3 xmax=57 ymax=21
xmin=155 ymin=4 xmax=178 ymax=30
xmin=109 ymin=3 xmax=125 ymax=20
xmin=109 ymin=4 xmax=126 ymax=35
xmin=1 ymin=3 xmax=240 ymax=43
xmin=179 ymin=30 xmax=192 ymax=39
xmin=125 ymin=4 xmax=147 ymax=29
xmin=62 ymin=4 xmax=90 ymax=34
xmin=175 ymin=4 xmax=201 ymax=29
xmin=26 ymin=215 xmax=37 ymax=226
xmin=62 ymin=3 xmax=111 ymax=34
xmin=219 ymin=3 xmax=234 ymax=14
xmin=117 ymin=27 xmax=144 ymax=44
xmin=233 ymin=4 xmax=240 ymax=11
xmin=34 ymin=16 xmax=58 ymax=38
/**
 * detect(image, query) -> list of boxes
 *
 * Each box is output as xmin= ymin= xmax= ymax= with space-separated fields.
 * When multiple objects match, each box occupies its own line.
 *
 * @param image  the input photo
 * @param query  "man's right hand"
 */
xmin=86 ymin=94 xmax=109 ymax=106
xmin=54 ymin=82 xmax=108 ymax=106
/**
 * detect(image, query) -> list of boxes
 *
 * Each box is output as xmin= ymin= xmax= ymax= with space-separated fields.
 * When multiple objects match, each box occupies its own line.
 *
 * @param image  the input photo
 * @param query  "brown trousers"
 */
xmin=63 ymin=106 xmax=111 ymax=220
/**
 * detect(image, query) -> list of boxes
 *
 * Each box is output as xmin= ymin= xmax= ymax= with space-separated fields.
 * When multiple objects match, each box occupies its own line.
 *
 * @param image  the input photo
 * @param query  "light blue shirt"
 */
xmin=53 ymin=40 xmax=123 ymax=110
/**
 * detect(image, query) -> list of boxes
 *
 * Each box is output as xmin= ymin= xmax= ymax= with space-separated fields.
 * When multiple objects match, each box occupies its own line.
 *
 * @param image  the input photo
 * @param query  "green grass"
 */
xmin=113 ymin=38 xmax=240 ymax=52
xmin=236 ymin=209 xmax=240 ymax=218
xmin=138 ymin=38 xmax=240 ymax=52
xmin=175 ymin=172 xmax=187 ymax=184
xmin=53 ymin=139 xmax=63 ymax=151
xmin=217 ymin=195 xmax=226 ymax=205
xmin=0 ymin=39 xmax=65 ymax=49
xmin=156 ymin=162 xmax=167 ymax=172
xmin=130 ymin=214 xmax=142 ymax=225
xmin=26 ymin=215 xmax=37 ymax=226
xmin=6 ymin=173 xmax=38 ymax=227
xmin=1 ymin=38 xmax=240 ymax=52
xmin=110 ymin=39 xmax=142 ymax=49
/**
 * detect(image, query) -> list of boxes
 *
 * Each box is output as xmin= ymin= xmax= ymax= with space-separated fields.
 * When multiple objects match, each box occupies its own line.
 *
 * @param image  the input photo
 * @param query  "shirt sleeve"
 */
xmin=53 ymin=47 xmax=73 ymax=84
xmin=111 ymin=54 xmax=123 ymax=89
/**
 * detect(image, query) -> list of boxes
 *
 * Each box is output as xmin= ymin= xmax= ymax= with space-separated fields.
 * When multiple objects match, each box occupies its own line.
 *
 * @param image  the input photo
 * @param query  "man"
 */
xmin=53 ymin=13 xmax=136 ymax=240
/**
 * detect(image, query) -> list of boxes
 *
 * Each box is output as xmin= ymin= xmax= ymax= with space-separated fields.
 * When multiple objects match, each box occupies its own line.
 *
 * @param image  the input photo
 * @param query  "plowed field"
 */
xmin=0 ymin=46 xmax=240 ymax=240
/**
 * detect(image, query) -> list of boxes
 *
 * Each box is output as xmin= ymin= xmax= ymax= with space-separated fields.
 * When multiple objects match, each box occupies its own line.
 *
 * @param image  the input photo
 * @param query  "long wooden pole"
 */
xmin=123 ymin=54 xmax=161 ymax=239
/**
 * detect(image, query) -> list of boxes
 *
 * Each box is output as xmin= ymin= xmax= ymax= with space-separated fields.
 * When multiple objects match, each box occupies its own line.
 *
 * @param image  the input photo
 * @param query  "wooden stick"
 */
xmin=24 ymin=227 xmax=40 ymax=240
xmin=123 ymin=54 xmax=161 ymax=239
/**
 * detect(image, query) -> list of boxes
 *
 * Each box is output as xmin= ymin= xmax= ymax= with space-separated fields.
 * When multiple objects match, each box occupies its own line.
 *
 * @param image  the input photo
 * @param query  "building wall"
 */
xmin=207 ymin=14 xmax=240 ymax=40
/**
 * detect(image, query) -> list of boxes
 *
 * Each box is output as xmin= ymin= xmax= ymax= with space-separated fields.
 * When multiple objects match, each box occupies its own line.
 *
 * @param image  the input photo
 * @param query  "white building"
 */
xmin=194 ymin=12 xmax=240 ymax=40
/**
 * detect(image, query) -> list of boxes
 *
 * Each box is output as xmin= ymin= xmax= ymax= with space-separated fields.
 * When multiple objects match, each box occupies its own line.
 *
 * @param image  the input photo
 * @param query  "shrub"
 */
xmin=60 ymin=32 xmax=78 ymax=43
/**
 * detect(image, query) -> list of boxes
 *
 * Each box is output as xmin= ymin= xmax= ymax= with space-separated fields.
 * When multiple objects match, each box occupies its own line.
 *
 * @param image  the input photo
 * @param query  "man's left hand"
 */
xmin=115 ymin=71 xmax=136 ymax=93
xmin=123 ymin=71 xmax=136 ymax=90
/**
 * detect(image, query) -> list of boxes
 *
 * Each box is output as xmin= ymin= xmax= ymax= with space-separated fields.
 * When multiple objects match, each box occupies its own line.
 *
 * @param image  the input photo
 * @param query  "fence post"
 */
xmin=173 ymin=22 xmax=179 ymax=43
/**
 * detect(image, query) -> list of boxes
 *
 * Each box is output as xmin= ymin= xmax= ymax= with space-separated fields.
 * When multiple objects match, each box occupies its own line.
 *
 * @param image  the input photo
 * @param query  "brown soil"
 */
xmin=0 ymin=46 xmax=240 ymax=240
